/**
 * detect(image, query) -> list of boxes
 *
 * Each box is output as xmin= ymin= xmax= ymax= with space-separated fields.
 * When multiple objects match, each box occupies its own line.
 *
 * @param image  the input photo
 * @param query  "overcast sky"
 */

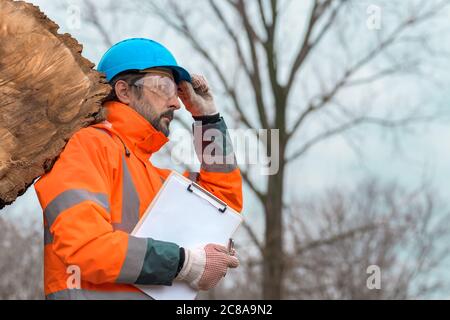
xmin=2 ymin=0 xmax=450 ymax=230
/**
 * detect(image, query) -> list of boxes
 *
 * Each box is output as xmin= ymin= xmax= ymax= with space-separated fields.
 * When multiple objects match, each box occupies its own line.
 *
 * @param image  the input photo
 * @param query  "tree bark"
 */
xmin=263 ymin=132 xmax=286 ymax=299
xmin=0 ymin=0 xmax=110 ymax=208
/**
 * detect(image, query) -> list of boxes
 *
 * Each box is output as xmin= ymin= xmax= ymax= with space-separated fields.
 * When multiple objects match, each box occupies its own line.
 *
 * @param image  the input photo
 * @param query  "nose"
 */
xmin=169 ymin=95 xmax=181 ymax=110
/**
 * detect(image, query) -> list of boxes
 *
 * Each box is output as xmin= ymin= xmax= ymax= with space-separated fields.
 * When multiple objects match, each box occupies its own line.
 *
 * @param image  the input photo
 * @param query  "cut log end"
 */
xmin=0 ymin=0 xmax=112 ymax=209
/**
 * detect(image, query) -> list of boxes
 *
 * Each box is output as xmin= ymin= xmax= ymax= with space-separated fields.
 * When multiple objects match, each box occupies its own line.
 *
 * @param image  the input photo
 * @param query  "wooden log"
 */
xmin=0 ymin=0 xmax=111 ymax=209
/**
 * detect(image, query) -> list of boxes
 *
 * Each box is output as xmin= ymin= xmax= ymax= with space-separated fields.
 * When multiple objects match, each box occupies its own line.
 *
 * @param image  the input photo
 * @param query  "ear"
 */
xmin=114 ymin=80 xmax=132 ymax=105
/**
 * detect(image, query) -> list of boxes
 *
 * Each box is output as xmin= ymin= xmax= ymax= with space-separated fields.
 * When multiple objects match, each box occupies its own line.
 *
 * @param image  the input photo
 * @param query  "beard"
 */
xmin=131 ymin=98 xmax=174 ymax=137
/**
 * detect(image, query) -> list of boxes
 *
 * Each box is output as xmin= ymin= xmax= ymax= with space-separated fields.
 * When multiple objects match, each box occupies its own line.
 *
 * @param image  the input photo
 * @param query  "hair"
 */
xmin=103 ymin=71 xmax=145 ymax=103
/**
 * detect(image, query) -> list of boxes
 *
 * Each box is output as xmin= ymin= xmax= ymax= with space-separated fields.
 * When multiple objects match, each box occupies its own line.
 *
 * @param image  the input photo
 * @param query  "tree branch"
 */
xmin=286 ymin=114 xmax=435 ymax=163
xmin=148 ymin=1 xmax=255 ymax=130
xmin=242 ymin=221 xmax=264 ymax=255
xmin=287 ymin=2 xmax=449 ymax=140
xmin=293 ymin=223 xmax=379 ymax=256
xmin=284 ymin=0 xmax=340 ymax=96
xmin=262 ymin=0 xmax=284 ymax=128
xmin=257 ymin=0 xmax=269 ymax=31
xmin=241 ymin=169 xmax=266 ymax=203
xmin=233 ymin=0 xmax=270 ymax=129
xmin=83 ymin=0 xmax=114 ymax=47
xmin=208 ymin=0 xmax=252 ymax=77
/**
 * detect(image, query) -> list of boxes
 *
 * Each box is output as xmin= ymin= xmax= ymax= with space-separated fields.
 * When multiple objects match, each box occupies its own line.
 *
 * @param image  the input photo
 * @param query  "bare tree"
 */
xmin=283 ymin=179 xmax=450 ymax=299
xmin=141 ymin=0 xmax=450 ymax=299
xmin=76 ymin=0 xmax=450 ymax=299
xmin=213 ymin=179 xmax=450 ymax=299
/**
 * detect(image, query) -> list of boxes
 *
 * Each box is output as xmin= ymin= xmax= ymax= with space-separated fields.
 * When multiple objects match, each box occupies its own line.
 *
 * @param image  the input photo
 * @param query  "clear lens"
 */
xmin=134 ymin=75 xmax=178 ymax=100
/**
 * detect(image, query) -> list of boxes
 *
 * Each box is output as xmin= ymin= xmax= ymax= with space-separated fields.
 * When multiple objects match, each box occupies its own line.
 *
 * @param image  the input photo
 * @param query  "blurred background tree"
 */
xmin=0 ymin=215 xmax=43 ymax=299
xmin=1 ymin=0 xmax=450 ymax=299
xmin=217 ymin=179 xmax=450 ymax=299
xmin=122 ymin=0 xmax=450 ymax=299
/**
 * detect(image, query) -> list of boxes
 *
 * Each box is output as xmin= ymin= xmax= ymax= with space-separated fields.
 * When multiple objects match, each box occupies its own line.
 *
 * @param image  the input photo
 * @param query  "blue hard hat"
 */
xmin=97 ymin=38 xmax=191 ymax=84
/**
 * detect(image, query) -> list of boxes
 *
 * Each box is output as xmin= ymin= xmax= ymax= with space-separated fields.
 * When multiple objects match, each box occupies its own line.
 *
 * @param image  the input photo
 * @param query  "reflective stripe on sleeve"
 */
xmin=44 ymin=189 xmax=110 ymax=228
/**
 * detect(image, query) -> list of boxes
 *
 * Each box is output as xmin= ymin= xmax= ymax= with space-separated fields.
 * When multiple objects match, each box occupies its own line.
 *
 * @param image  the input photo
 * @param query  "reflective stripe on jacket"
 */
xmin=34 ymin=101 xmax=243 ymax=299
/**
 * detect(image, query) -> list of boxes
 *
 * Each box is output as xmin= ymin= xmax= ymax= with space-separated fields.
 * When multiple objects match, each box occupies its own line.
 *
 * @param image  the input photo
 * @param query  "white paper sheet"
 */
xmin=131 ymin=172 xmax=243 ymax=300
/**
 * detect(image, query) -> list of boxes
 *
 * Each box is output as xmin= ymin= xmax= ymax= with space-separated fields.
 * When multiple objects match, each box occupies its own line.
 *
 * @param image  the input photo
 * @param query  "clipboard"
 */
xmin=131 ymin=171 xmax=243 ymax=300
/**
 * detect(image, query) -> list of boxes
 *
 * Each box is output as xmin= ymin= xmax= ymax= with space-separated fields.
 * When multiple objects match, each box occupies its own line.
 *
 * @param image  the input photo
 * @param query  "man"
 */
xmin=34 ymin=38 xmax=243 ymax=300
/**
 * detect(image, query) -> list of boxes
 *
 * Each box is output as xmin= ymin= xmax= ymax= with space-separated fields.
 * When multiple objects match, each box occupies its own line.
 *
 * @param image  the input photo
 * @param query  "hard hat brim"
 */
xmin=164 ymin=65 xmax=192 ymax=84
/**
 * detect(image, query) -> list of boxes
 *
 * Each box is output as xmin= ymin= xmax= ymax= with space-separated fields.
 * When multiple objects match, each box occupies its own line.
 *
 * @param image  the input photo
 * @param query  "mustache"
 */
xmin=159 ymin=110 xmax=174 ymax=121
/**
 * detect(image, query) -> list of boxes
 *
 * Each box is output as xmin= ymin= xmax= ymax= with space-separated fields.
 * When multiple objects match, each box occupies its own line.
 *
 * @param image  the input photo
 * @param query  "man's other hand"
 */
xmin=176 ymin=244 xmax=239 ymax=291
xmin=178 ymin=74 xmax=218 ymax=117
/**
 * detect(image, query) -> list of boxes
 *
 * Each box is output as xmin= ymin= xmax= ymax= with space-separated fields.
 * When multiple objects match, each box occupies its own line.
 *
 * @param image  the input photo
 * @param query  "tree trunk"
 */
xmin=262 ymin=137 xmax=286 ymax=299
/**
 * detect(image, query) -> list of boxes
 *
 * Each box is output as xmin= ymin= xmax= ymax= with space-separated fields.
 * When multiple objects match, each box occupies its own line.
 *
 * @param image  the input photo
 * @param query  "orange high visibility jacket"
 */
xmin=34 ymin=101 xmax=243 ymax=300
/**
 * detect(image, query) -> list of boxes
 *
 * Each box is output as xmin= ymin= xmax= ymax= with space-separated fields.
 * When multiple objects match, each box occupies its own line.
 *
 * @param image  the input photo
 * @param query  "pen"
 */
xmin=224 ymin=238 xmax=235 ymax=278
xmin=227 ymin=238 xmax=235 ymax=256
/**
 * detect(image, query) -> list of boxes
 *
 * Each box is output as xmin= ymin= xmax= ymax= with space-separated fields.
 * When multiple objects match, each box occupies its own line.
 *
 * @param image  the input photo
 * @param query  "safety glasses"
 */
xmin=132 ymin=74 xmax=178 ymax=101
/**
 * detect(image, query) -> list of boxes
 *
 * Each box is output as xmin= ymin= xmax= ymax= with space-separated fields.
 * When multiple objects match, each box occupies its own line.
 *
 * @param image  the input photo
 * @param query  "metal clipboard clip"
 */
xmin=187 ymin=183 xmax=228 ymax=213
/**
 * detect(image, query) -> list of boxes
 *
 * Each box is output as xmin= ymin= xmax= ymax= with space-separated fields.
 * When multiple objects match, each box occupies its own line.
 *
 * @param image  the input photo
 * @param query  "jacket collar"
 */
xmin=101 ymin=101 xmax=169 ymax=157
